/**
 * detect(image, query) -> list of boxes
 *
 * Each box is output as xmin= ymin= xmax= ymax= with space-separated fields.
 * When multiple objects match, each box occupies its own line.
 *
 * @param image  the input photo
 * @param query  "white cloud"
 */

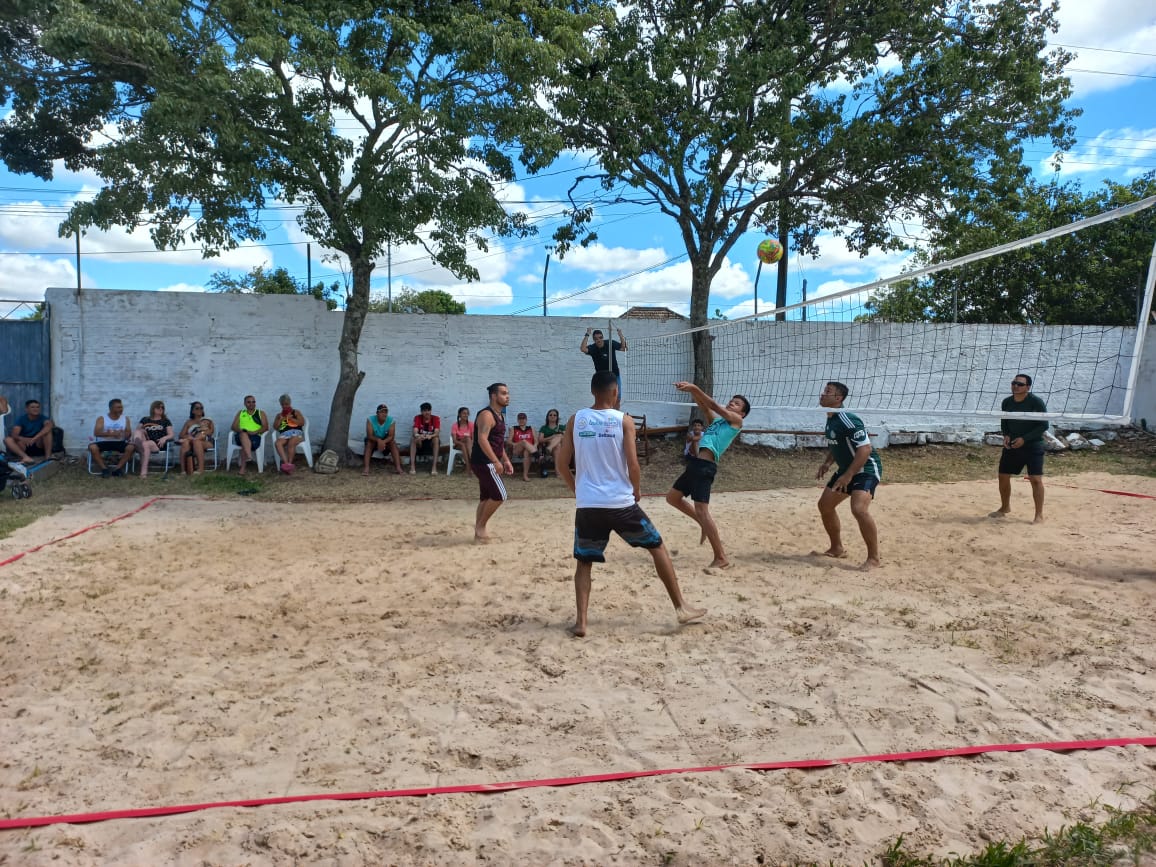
xmin=1053 ymin=1 xmax=1156 ymax=97
xmin=557 ymin=242 xmax=670 ymax=274
xmin=1045 ymin=127 xmax=1156 ymax=178
xmin=0 ymin=198 xmax=269 ymax=269
xmin=156 ymin=282 xmax=206 ymax=293
xmin=0 ymin=254 xmax=83 ymax=302
xmin=805 ymin=233 xmax=914 ymax=280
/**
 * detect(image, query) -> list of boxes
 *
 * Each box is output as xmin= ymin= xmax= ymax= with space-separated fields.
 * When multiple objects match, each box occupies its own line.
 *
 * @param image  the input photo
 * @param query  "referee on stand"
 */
xmin=580 ymin=325 xmax=627 ymax=408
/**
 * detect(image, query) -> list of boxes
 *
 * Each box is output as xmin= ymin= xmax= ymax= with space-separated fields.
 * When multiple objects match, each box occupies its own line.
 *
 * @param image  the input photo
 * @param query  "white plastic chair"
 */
xmin=446 ymin=437 xmax=466 ymax=475
xmin=293 ymin=420 xmax=314 ymax=468
xmin=225 ymin=430 xmax=271 ymax=473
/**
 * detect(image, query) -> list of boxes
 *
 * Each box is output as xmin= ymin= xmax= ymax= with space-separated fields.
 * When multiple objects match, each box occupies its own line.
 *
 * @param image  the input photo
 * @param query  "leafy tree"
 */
xmin=547 ymin=0 xmax=1075 ymax=393
xmin=1 ymin=0 xmax=600 ymax=451
xmin=861 ymin=171 xmax=1156 ymax=325
xmin=368 ymin=288 xmax=465 ymax=314
xmin=208 ymin=266 xmax=340 ymax=310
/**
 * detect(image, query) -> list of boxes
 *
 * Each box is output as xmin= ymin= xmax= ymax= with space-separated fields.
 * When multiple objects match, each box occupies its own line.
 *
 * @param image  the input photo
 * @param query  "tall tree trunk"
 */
xmin=688 ymin=256 xmax=714 ymax=397
xmin=322 ymin=256 xmax=373 ymax=454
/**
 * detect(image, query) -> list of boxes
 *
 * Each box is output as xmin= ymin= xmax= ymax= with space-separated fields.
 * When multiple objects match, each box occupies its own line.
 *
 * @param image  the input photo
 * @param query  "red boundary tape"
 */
xmin=1 ymin=736 xmax=1152 ymax=831
xmin=1050 ymin=482 xmax=1156 ymax=500
xmin=0 ymin=497 xmax=164 ymax=568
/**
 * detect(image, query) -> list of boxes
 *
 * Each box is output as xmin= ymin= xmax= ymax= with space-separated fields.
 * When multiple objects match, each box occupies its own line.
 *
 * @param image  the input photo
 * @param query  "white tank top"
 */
xmin=99 ymin=414 xmax=127 ymax=439
xmin=573 ymin=408 xmax=634 ymax=509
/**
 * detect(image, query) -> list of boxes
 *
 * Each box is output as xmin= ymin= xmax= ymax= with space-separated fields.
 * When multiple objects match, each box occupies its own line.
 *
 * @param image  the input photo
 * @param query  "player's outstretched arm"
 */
xmin=621 ymin=414 xmax=641 ymax=501
xmin=673 ymin=381 xmax=735 ymax=424
xmin=556 ymin=415 xmax=577 ymax=494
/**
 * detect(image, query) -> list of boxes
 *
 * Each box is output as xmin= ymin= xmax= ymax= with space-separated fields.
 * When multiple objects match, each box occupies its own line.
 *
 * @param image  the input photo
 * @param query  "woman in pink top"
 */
xmin=450 ymin=406 xmax=474 ymax=477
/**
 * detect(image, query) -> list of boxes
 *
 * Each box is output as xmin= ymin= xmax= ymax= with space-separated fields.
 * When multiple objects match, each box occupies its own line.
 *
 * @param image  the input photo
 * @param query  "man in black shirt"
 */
xmin=991 ymin=373 xmax=1049 ymax=523
xmin=580 ymin=326 xmax=627 ymax=408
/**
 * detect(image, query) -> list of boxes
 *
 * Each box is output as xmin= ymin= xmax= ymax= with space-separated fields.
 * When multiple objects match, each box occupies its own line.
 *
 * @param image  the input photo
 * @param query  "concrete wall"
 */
xmin=45 ymin=287 xmax=1149 ymax=453
xmin=1131 ymin=329 xmax=1156 ymax=430
xmin=45 ymin=287 xmax=685 ymax=453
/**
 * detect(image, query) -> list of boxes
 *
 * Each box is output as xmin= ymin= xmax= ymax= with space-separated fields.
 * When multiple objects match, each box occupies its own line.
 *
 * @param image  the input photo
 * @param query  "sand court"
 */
xmin=1 ymin=474 xmax=1154 ymax=864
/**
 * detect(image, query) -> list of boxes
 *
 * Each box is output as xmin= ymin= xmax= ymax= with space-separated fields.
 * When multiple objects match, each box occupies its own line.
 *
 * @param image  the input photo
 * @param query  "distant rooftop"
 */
xmin=620 ymin=306 xmax=687 ymax=321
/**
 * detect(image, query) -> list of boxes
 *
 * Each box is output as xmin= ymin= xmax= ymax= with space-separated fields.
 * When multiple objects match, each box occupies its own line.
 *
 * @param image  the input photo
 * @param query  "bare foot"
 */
xmin=409 ymin=468 xmax=416 ymax=475
xmin=706 ymin=558 xmax=731 ymax=570
xmin=988 ymin=509 xmax=1009 ymax=519
xmin=361 ymin=470 xmax=369 ymax=476
xmin=861 ymin=558 xmax=882 ymax=571
xmin=474 ymin=530 xmax=490 ymax=544
xmin=1033 ymin=514 xmax=1045 ymax=524
xmin=568 ymin=623 xmax=586 ymax=638
xmin=811 ymin=548 xmax=846 ymax=559
xmin=676 ymin=606 xmax=707 ymax=625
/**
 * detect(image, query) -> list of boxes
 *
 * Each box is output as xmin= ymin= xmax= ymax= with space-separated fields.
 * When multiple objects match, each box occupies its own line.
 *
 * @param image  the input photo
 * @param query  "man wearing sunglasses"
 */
xmin=991 ymin=374 xmax=1048 ymax=523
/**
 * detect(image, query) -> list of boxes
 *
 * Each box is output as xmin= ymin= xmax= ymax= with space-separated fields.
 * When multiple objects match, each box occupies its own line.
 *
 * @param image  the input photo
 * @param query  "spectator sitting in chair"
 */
xmin=683 ymin=419 xmax=705 ymax=462
xmin=410 ymin=402 xmax=441 ymax=475
xmin=272 ymin=394 xmax=306 ymax=474
xmin=507 ymin=412 xmax=537 ymax=482
xmin=537 ymin=408 xmax=565 ymax=478
xmin=177 ymin=401 xmax=215 ymax=476
xmin=89 ymin=398 xmax=137 ymax=478
xmin=364 ymin=403 xmax=404 ymax=476
xmin=132 ymin=400 xmax=175 ymax=478
xmin=450 ymin=406 xmax=474 ymax=477
xmin=4 ymin=399 xmax=56 ymax=464
xmin=230 ymin=395 xmax=268 ymax=476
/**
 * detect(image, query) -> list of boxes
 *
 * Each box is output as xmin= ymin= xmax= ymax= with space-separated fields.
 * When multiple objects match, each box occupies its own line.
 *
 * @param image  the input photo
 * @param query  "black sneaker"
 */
xmin=111 ymin=468 xmax=124 ymax=477
xmin=101 ymin=468 xmax=111 ymax=479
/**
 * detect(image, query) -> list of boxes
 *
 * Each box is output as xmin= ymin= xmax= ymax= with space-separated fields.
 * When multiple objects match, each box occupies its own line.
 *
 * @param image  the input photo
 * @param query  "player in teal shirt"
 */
xmin=816 ymin=381 xmax=882 ymax=570
xmin=665 ymin=381 xmax=750 ymax=569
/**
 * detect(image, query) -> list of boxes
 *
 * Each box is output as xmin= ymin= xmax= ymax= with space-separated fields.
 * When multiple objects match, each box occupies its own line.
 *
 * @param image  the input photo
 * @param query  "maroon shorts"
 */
xmin=473 ymin=462 xmax=508 ymax=502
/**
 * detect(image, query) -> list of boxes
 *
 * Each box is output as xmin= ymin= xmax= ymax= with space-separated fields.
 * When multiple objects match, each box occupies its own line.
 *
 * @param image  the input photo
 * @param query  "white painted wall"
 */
xmin=45 ymin=287 xmax=1149 ymax=453
xmin=45 ymin=287 xmax=684 ymax=453
xmin=1131 ymin=329 xmax=1156 ymax=430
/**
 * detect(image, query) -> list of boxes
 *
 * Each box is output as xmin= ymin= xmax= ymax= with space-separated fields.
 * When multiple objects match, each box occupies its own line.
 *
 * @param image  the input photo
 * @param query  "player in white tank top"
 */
xmin=556 ymin=371 xmax=707 ymax=637
xmin=572 ymin=407 xmax=634 ymax=509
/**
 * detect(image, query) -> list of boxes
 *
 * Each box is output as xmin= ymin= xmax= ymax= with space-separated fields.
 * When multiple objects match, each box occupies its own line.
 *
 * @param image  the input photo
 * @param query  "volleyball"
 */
xmin=757 ymin=238 xmax=783 ymax=265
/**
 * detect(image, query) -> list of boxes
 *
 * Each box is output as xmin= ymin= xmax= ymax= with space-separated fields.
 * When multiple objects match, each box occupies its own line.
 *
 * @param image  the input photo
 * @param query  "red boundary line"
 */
xmin=1049 ymin=482 xmax=1156 ymax=500
xmin=2 ymin=737 xmax=1152 ymax=831
xmin=0 ymin=497 xmax=165 ymax=568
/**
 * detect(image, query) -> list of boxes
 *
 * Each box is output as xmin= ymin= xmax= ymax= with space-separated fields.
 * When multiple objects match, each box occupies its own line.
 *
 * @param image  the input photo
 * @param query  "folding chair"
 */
xmin=630 ymin=414 xmax=650 ymax=465
xmin=224 ymin=430 xmax=271 ymax=472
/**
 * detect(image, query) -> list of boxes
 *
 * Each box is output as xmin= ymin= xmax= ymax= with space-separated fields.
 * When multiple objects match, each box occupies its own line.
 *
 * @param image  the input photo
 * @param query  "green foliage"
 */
xmin=368 ymin=288 xmax=465 ymax=314
xmin=548 ymin=0 xmax=1076 ymax=388
xmin=861 ymin=172 xmax=1156 ymax=325
xmin=207 ymin=266 xmax=340 ymax=310
xmin=1 ymin=0 xmax=602 ymax=450
xmin=874 ymin=789 xmax=1156 ymax=866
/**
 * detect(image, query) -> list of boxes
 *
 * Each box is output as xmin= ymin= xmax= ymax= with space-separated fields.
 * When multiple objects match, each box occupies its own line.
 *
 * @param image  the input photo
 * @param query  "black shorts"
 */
xmin=574 ymin=505 xmax=663 ymax=563
xmin=826 ymin=471 xmax=881 ymax=497
xmin=24 ymin=441 xmax=46 ymax=457
xmin=414 ymin=438 xmax=435 ymax=456
xmin=234 ymin=432 xmax=262 ymax=450
xmin=474 ymin=462 xmax=508 ymax=502
xmin=999 ymin=443 xmax=1045 ymax=476
xmin=92 ymin=440 xmax=128 ymax=454
xmin=671 ymin=457 xmax=718 ymax=503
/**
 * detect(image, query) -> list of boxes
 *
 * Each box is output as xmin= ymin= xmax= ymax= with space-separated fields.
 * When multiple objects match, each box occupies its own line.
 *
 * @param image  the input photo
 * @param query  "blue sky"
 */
xmin=1 ymin=1 xmax=1154 ymax=321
